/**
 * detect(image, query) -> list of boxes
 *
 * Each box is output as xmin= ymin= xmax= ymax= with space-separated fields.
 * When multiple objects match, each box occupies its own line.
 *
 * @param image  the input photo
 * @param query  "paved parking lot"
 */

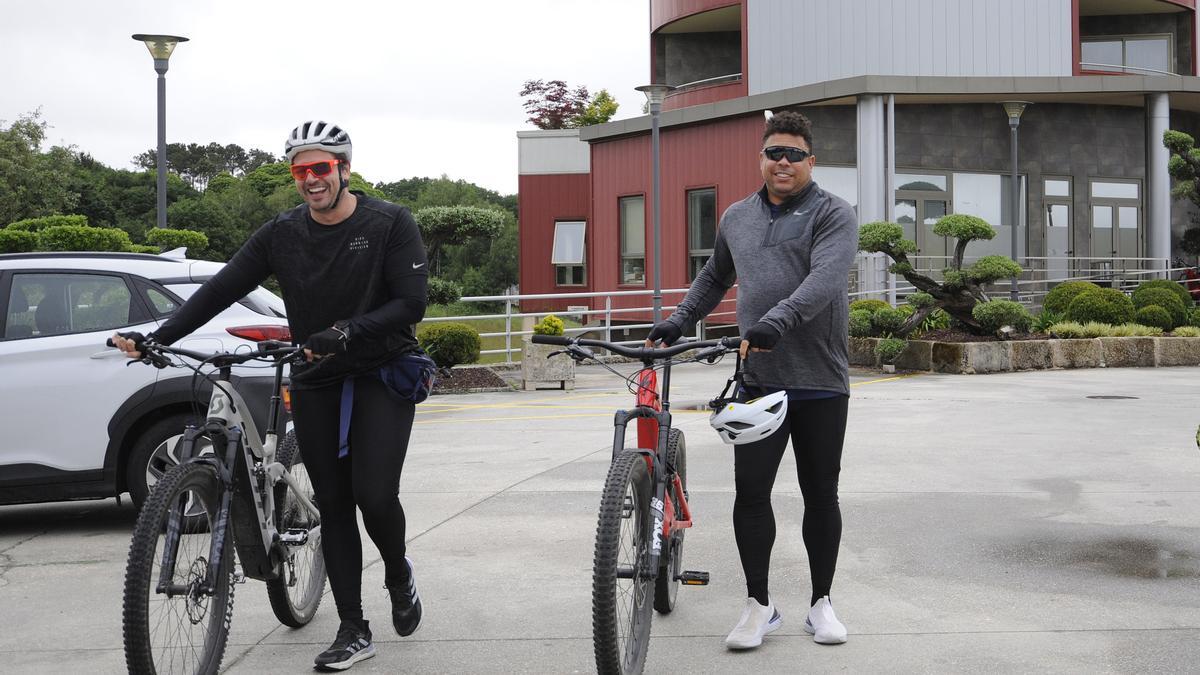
xmin=2 ymin=361 xmax=1200 ymax=673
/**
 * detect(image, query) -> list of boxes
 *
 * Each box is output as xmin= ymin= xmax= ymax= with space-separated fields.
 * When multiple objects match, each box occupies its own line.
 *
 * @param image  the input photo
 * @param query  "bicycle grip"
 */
xmin=531 ymin=335 xmax=571 ymax=346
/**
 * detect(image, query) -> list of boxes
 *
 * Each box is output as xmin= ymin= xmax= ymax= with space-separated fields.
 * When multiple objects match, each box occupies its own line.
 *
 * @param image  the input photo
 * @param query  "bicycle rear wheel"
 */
xmin=593 ymin=449 xmax=654 ymax=675
xmin=654 ymin=429 xmax=686 ymax=614
xmin=266 ymin=430 xmax=326 ymax=627
xmin=123 ymin=461 xmax=233 ymax=675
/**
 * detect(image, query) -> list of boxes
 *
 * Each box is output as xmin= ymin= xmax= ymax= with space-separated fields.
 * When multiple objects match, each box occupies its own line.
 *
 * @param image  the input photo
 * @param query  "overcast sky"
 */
xmin=2 ymin=0 xmax=650 ymax=195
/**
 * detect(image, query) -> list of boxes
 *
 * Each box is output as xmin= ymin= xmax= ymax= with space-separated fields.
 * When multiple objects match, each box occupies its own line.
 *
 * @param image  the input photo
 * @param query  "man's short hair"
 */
xmin=762 ymin=111 xmax=814 ymax=150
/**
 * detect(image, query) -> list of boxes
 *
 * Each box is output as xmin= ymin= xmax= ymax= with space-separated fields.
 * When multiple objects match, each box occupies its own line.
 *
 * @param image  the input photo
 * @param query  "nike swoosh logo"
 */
xmin=412 ymin=262 xmax=425 ymax=269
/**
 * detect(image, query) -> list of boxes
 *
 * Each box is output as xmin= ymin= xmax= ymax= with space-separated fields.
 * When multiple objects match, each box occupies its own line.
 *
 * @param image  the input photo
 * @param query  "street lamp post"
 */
xmin=132 ymin=34 xmax=188 ymax=230
xmin=635 ymin=84 xmax=674 ymax=323
xmin=1001 ymin=101 xmax=1031 ymax=302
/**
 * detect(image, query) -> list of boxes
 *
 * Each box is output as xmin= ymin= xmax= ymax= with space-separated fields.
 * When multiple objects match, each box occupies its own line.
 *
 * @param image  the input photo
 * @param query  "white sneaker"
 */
xmin=804 ymin=595 xmax=847 ymax=644
xmin=724 ymin=597 xmax=783 ymax=650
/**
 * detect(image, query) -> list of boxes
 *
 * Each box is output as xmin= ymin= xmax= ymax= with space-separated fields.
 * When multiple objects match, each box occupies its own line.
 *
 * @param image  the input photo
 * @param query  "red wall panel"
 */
xmin=651 ymin=0 xmax=742 ymax=32
xmin=518 ymin=173 xmax=590 ymax=312
xmin=587 ymin=114 xmax=765 ymax=322
xmin=663 ymin=80 xmax=748 ymax=111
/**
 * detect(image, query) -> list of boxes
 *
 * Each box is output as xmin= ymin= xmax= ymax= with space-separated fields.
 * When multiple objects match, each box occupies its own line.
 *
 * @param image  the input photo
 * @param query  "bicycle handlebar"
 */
xmin=532 ymin=334 xmax=741 ymax=361
xmin=107 ymin=337 xmax=305 ymax=369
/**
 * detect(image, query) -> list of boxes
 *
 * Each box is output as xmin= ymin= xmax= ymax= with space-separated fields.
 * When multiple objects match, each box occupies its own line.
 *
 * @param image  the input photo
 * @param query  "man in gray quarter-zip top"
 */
xmin=647 ymin=110 xmax=857 ymax=650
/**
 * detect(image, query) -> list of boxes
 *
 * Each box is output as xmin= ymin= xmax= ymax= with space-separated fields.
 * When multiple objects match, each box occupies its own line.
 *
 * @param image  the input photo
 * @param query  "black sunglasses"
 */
xmin=762 ymin=146 xmax=812 ymax=162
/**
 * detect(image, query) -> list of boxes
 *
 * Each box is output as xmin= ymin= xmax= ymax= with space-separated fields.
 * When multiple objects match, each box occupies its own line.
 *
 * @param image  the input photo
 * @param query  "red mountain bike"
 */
xmin=533 ymin=334 xmax=741 ymax=675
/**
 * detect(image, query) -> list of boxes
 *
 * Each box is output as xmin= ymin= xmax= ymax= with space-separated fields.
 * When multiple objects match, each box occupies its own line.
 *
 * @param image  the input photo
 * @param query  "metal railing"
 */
xmin=423 ymin=255 xmax=1175 ymax=362
xmin=1079 ymin=62 xmax=1176 ymax=76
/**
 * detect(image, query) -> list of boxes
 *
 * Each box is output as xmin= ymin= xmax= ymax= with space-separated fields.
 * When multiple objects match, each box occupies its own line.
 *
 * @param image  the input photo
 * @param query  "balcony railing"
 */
xmin=1078 ymin=62 xmax=1175 ymax=76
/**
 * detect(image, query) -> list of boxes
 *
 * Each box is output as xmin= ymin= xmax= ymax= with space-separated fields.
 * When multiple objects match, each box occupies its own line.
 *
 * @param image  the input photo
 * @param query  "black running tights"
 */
xmin=732 ymin=395 xmax=848 ymax=608
xmin=291 ymin=375 xmax=415 ymax=622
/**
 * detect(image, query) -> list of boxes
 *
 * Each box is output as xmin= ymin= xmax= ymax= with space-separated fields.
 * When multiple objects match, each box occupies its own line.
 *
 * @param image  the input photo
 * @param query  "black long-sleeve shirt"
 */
xmin=152 ymin=193 xmax=429 ymax=389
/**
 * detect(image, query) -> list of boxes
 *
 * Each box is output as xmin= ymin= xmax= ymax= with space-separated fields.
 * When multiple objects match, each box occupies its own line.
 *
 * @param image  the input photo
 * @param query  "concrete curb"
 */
xmin=851 ymin=335 xmax=1200 ymax=374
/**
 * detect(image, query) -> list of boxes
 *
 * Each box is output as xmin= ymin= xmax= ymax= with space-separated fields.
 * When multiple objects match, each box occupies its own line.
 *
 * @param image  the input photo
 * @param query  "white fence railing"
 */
xmin=427 ymin=254 xmax=1177 ymax=362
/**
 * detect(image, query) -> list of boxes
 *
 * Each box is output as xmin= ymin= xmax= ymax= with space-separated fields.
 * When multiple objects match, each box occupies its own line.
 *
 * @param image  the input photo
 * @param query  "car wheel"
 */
xmin=126 ymin=412 xmax=209 ymax=509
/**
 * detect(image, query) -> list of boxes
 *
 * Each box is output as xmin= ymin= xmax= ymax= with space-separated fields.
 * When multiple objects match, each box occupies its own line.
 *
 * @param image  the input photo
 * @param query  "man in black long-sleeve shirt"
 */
xmin=113 ymin=120 xmax=427 ymax=671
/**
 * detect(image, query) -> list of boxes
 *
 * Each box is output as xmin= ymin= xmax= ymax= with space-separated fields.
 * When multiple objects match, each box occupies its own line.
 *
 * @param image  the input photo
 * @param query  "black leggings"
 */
xmin=291 ymin=375 xmax=415 ymax=622
xmin=732 ymin=394 xmax=848 ymax=608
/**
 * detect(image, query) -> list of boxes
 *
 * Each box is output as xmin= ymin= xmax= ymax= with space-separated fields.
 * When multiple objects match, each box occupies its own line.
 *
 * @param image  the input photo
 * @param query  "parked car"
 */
xmin=0 ymin=249 xmax=291 ymax=507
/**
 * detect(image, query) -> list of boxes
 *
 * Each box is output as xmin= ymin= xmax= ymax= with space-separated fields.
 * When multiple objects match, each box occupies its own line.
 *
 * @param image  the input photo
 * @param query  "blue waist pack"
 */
xmin=378 ymin=350 xmax=438 ymax=404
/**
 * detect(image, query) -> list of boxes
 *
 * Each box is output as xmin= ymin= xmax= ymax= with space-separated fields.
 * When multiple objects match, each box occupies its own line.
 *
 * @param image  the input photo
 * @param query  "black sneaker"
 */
xmin=386 ymin=556 xmax=423 ymax=636
xmin=313 ymin=619 xmax=375 ymax=671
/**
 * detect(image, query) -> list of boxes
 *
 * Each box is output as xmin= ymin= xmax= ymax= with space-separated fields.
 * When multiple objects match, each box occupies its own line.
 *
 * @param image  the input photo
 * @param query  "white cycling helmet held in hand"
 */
xmin=709 ymin=390 xmax=788 ymax=445
xmin=285 ymin=120 xmax=352 ymax=162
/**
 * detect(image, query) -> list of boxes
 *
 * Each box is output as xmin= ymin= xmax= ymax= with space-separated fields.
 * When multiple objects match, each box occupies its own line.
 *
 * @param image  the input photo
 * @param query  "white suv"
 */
xmin=0 ymin=250 xmax=291 ymax=508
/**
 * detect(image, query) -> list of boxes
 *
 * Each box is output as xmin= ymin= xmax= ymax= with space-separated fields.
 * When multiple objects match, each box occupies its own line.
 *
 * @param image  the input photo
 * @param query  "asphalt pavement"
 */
xmin=2 ymin=361 xmax=1199 ymax=673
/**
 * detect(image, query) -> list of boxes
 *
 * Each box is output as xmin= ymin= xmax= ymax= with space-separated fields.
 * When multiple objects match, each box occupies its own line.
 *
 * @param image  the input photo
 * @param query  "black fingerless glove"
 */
xmin=305 ymin=321 xmax=350 ymax=355
xmin=744 ymin=321 xmax=782 ymax=350
xmin=647 ymin=321 xmax=683 ymax=346
xmin=117 ymin=330 xmax=148 ymax=351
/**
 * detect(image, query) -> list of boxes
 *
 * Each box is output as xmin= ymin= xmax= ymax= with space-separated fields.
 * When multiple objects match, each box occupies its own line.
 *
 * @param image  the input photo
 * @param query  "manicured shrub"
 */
xmin=1043 ymin=281 xmax=1102 ymax=314
xmin=427 ymin=277 xmax=463 ymax=306
xmin=6 ymin=214 xmax=88 ymax=232
xmin=870 ymin=307 xmax=907 ymax=336
xmin=1172 ymin=325 xmax=1200 ymax=337
xmin=145 ymin=228 xmax=209 ymax=253
xmin=0 ymin=229 xmax=38 ymax=253
xmin=126 ymin=244 xmax=161 ymax=254
xmin=1190 ymin=307 xmax=1200 ymax=327
xmin=532 ymin=314 xmax=564 ymax=336
xmin=972 ymin=300 xmax=1032 ymax=334
xmin=1065 ymin=287 xmax=1134 ymax=325
xmin=39 ymin=225 xmax=131 ymax=252
xmin=1130 ymin=287 xmax=1187 ymax=328
xmin=417 ymin=322 xmax=481 ymax=368
xmin=1081 ymin=321 xmax=1114 ymax=338
xmin=848 ymin=309 xmax=874 ymax=338
xmin=875 ymin=337 xmax=907 ymax=365
xmin=1132 ymin=279 xmax=1193 ymax=310
xmin=849 ymin=298 xmax=890 ymax=315
xmin=1134 ymin=305 xmax=1174 ymax=331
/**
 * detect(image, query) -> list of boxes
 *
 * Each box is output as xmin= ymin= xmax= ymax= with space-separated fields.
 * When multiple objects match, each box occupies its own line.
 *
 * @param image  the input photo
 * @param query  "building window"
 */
xmin=687 ymin=188 xmax=716 ymax=280
xmin=551 ymin=220 xmax=586 ymax=286
xmin=619 ymin=196 xmax=645 ymax=285
xmin=1081 ymin=35 xmax=1172 ymax=75
xmin=812 ymin=165 xmax=858 ymax=214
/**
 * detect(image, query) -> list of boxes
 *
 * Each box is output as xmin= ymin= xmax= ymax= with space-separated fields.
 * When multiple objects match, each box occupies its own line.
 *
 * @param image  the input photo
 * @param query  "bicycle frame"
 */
xmin=156 ymin=352 xmax=319 ymax=596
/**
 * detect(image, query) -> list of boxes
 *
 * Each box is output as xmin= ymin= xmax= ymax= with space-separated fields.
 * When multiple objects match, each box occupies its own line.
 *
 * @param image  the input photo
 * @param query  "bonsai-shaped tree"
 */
xmin=858 ymin=214 xmax=1022 ymax=335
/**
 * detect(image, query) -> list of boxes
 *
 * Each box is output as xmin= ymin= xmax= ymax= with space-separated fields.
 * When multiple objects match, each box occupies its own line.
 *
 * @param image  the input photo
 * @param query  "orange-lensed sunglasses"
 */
xmin=290 ymin=159 xmax=341 ymax=180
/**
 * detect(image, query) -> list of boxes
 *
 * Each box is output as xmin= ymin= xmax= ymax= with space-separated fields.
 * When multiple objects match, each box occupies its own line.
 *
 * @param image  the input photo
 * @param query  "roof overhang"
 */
xmin=579 ymin=74 xmax=1200 ymax=142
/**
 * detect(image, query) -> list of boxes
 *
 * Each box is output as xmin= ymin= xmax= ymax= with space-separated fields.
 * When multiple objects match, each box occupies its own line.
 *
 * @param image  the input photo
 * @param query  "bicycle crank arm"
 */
xmin=677 ymin=570 xmax=710 ymax=586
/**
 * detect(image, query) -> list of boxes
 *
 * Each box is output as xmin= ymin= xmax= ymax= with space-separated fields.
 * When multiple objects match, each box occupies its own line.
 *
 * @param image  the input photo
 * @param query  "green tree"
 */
xmin=0 ymin=111 xmax=79 ymax=225
xmin=413 ymin=205 xmax=506 ymax=275
xmin=572 ymin=89 xmax=619 ymax=127
xmin=859 ymin=214 xmax=1023 ymax=334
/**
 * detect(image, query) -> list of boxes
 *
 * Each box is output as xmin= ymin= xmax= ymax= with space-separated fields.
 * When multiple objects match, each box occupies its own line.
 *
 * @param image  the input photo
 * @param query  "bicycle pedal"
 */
xmin=233 ymin=565 xmax=247 ymax=585
xmin=678 ymin=570 xmax=710 ymax=585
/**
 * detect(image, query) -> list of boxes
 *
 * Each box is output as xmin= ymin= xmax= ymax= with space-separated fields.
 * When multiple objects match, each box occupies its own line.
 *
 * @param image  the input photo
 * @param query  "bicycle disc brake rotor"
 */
xmin=185 ymin=557 xmax=212 ymax=624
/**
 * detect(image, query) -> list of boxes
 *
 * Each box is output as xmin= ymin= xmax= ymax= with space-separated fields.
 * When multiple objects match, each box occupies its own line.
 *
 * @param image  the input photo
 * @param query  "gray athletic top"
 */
xmin=665 ymin=182 xmax=858 ymax=395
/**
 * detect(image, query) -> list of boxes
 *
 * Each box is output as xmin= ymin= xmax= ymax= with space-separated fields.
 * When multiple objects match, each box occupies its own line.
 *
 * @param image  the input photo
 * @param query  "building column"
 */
xmin=1146 ymin=92 xmax=1171 ymax=271
xmin=856 ymin=94 xmax=886 ymax=225
xmin=856 ymin=94 xmax=887 ymax=299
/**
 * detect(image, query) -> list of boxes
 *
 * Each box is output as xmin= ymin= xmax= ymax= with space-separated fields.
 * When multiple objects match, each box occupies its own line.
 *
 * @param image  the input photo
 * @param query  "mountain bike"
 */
xmin=533 ymin=334 xmax=741 ymax=675
xmin=113 ymin=338 xmax=326 ymax=675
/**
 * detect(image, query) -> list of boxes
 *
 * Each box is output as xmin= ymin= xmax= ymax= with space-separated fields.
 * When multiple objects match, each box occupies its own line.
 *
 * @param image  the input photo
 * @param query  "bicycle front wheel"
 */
xmin=266 ymin=429 xmax=326 ymax=627
xmin=593 ymin=449 xmax=654 ymax=675
xmin=123 ymin=461 xmax=233 ymax=675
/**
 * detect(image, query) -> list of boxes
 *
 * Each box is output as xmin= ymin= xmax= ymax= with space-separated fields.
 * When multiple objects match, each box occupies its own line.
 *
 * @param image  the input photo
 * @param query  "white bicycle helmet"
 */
xmin=285 ymin=120 xmax=352 ymax=162
xmin=709 ymin=390 xmax=788 ymax=445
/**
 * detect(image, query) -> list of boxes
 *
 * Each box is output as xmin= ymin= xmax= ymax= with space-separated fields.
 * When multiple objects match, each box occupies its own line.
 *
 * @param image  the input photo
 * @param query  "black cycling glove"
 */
xmin=305 ymin=322 xmax=350 ymax=355
xmin=647 ymin=321 xmax=683 ymax=346
xmin=743 ymin=321 xmax=782 ymax=351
